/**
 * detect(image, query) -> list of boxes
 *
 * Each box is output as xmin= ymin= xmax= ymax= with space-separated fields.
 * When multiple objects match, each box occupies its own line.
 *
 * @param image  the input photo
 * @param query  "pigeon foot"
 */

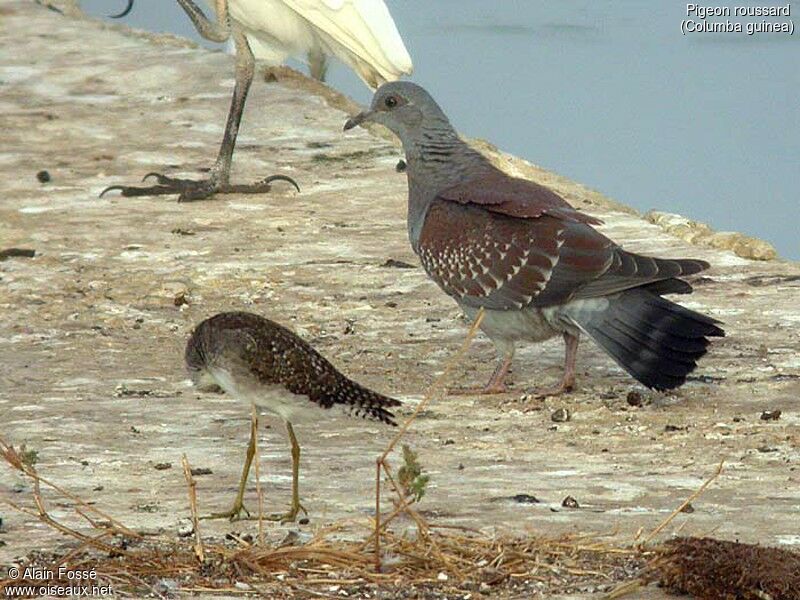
xmin=447 ymin=382 xmax=509 ymax=396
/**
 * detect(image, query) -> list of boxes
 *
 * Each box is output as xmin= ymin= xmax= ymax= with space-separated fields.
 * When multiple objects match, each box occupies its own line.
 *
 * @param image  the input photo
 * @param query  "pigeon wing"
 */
xmin=418 ymin=196 xmax=709 ymax=311
xmin=437 ymin=171 xmax=604 ymax=226
xmin=416 ymin=199 xmax=613 ymax=310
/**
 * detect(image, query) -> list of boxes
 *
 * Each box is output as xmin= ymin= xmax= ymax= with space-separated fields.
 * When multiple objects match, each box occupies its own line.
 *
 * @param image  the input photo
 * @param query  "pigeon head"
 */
xmin=344 ymin=82 xmax=451 ymax=144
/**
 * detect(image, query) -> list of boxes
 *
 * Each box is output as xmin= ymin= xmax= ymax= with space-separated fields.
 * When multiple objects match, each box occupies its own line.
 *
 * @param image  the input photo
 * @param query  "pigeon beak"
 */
xmin=343 ymin=111 xmax=370 ymax=131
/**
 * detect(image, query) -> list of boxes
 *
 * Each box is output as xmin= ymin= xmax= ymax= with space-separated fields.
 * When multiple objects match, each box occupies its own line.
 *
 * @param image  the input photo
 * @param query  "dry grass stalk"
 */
xmin=0 ymin=439 xmax=139 ymax=538
xmin=180 ymin=453 xmax=205 ymax=562
xmin=373 ymin=309 xmax=486 ymax=571
xmin=604 ymin=458 xmax=728 ymax=599
xmin=250 ymin=404 xmax=265 ymax=546
xmin=0 ymin=327 xmax=747 ymax=597
xmin=641 ymin=458 xmax=724 ymax=546
xmin=1 ymin=369 xmax=644 ymax=597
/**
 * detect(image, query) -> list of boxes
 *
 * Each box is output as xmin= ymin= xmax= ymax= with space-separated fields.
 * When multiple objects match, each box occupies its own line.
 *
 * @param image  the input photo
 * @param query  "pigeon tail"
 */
xmin=572 ymin=289 xmax=725 ymax=390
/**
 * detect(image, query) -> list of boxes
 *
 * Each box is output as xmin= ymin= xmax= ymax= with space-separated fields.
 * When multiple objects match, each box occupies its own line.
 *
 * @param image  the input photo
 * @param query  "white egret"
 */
xmin=103 ymin=0 xmax=413 ymax=201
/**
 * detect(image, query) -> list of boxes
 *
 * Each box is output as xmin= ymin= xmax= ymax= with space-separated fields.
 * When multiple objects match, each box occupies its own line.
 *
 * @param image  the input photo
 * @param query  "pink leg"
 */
xmin=533 ymin=333 xmax=579 ymax=398
xmin=449 ymin=355 xmax=513 ymax=396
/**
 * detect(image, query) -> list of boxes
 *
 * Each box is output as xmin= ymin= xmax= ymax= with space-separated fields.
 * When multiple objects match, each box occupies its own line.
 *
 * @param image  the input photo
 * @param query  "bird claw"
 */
xmin=201 ymin=502 xmax=252 ymax=522
xmin=99 ymin=172 xmax=299 ymax=202
xmin=524 ymin=381 xmax=575 ymax=399
xmin=265 ymin=502 xmax=308 ymax=524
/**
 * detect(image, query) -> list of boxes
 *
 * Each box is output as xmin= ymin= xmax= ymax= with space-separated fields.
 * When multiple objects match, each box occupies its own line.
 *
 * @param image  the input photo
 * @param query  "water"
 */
xmin=84 ymin=1 xmax=799 ymax=260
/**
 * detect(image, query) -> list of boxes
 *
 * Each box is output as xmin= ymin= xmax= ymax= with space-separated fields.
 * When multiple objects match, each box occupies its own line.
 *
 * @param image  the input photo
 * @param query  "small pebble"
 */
xmin=760 ymin=410 xmax=781 ymax=421
xmin=381 ymin=258 xmax=416 ymax=269
xmin=36 ymin=170 xmax=51 ymax=183
xmin=176 ymin=518 xmax=194 ymax=537
xmin=551 ymin=408 xmax=571 ymax=423
xmin=190 ymin=467 xmax=212 ymax=476
xmin=511 ymin=493 xmax=539 ymax=504
xmin=173 ymin=292 xmax=189 ymax=307
xmin=561 ymin=495 xmax=580 ymax=508
xmin=664 ymin=424 xmax=687 ymax=432
xmin=0 ymin=248 xmax=36 ymax=261
xmin=153 ymin=462 xmax=172 ymax=471
xmin=626 ymin=390 xmax=643 ymax=407
xmin=680 ymin=502 xmax=695 ymax=513
xmin=153 ymin=579 xmax=178 ymax=595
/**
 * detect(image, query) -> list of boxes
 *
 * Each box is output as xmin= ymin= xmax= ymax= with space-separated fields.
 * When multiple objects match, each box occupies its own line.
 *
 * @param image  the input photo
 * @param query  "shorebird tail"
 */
xmin=336 ymin=379 xmax=402 ymax=426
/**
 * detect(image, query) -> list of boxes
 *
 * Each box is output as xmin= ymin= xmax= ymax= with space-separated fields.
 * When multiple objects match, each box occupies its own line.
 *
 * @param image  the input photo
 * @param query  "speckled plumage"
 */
xmin=345 ymin=82 xmax=725 ymax=393
xmin=185 ymin=311 xmax=400 ymax=521
xmin=185 ymin=311 xmax=400 ymax=424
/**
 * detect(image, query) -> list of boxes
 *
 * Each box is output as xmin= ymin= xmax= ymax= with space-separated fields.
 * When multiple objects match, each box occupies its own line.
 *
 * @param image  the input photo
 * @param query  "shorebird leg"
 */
xmin=449 ymin=354 xmax=513 ymax=396
xmin=202 ymin=417 xmax=256 ymax=521
xmin=528 ymin=332 xmax=579 ymax=398
xmin=99 ymin=4 xmax=298 ymax=202
xmin=267 ymin=421 xmax=308 ymax=522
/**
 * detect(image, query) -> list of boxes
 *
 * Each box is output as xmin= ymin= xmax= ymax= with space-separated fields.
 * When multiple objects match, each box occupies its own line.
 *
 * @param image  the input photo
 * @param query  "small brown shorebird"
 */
xmin=185 ymin=311 xmax=400 ymax=522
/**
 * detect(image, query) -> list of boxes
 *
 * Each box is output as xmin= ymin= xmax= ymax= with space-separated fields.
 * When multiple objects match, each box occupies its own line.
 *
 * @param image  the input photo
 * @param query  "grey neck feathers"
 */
xmin=401 ymin=119 xmax=495 ymax=250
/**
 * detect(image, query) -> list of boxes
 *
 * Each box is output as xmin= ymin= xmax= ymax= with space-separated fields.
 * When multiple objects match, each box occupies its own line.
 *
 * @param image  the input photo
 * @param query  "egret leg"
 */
xmin=100 ymin=2 xmax=298 ymax=202
xmin=449 ymin=354 xmax=513 ymax=396
xmin=528 ymin=332 xmax=579 ymax=398
xmin=175 ymin=0 xmax=230 ymax=43
xmin=308 ymin=49 xmax=329 ymax=82
xmin=202 ymin=416 xmax=256 ymax=521
xmin=267 ymin=421 xmax=308 ymax=523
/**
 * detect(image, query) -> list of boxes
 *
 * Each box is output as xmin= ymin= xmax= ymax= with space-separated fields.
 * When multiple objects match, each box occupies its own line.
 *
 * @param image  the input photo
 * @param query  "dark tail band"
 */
xmin=577 ymin=289 xmax=724 ymax=390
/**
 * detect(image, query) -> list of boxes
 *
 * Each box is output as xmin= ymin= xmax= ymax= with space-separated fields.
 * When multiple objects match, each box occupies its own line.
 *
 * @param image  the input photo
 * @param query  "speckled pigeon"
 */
xmin=344 ymin=82 xmax=724 ymax=395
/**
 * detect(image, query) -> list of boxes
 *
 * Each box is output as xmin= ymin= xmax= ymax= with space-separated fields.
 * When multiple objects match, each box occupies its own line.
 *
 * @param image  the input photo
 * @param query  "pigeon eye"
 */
xmin=384 ymin=95 xmax=399 ymax=109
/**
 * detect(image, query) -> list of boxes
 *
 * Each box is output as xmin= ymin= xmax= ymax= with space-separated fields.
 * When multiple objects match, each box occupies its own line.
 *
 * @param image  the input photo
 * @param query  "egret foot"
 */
xmin=100 ymin=172 xmax=299 ymax=202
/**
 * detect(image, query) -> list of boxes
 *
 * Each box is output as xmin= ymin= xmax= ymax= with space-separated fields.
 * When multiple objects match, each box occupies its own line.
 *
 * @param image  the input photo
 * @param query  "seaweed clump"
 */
xmin=650 ymin=536 xmax=800 ymax=600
